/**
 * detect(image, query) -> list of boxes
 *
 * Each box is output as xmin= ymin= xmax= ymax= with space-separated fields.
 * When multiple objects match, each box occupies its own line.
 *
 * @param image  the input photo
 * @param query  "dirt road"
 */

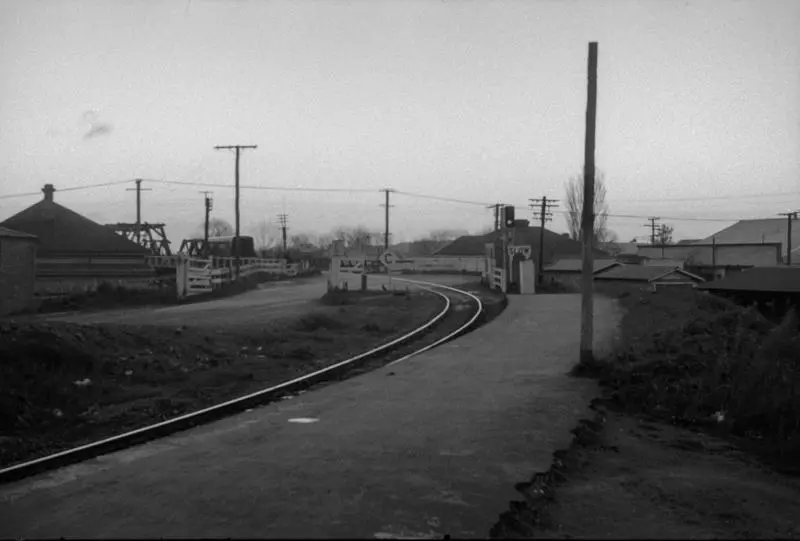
xmin=0 ymin=294 xmax=621 ymax=538
xmin=18 ymin=273 xmax=473 ymax=328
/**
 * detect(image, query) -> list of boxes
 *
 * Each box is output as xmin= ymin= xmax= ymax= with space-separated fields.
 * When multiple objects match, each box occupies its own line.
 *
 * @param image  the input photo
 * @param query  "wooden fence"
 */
xmin=170 ymin=255 xmax=302 ymax=299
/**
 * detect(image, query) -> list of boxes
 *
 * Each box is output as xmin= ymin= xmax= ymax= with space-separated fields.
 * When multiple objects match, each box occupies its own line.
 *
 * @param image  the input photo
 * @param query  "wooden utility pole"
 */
xmin=487 ymin=203 xmax=503 ymax=231
xmin=214 ymin=145 xmax=257 ymax=275
xmin=580 ymin=41 xmax=598 ymax=365
xmin=381 ymin=188 xmax=393 ymax=253
xmin=278 ymin=213 xmax=289 ymax=256
xmin=530 ymin=196 xmax=559 ymax=285
xmin=779 ymin=211 xmax=798 ymax=265
xmin=201 ymin=191 xmax=213 ymax=256
xmin=126 ymin=179 xmax=151 ymax=243
xmin=645 ymin=217 xmax=661 ymax=245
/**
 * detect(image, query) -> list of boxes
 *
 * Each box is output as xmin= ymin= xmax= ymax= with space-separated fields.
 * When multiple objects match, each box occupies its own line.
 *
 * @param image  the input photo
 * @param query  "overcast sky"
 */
xmin=1 ymin=0 xmax=798 ymax=246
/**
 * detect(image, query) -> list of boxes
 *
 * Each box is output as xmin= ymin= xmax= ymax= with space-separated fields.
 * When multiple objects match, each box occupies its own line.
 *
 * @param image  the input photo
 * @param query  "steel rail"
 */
xmin=0 ymin=280 xmax=483 ymax=485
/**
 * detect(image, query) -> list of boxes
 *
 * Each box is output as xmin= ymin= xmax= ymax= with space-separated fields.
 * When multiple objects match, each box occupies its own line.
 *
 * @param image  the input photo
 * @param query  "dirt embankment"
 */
xmin=0 ymin=290 xmax=443 ymax=468
xmin=492 ymin=286 xmax=800 ymax=539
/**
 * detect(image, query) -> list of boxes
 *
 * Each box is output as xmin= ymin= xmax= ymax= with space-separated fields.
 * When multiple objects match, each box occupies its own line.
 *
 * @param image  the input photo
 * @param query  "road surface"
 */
xmin=0 ymin=293 xmax=621 ymax=539
xmin=23 ymin=273 xmax=476 ymax=328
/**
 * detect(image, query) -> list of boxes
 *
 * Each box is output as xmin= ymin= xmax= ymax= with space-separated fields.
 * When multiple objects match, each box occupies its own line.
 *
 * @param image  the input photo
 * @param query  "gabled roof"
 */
xmin=595 ymin=265 xmax=704 ymax=283
xmin=0 ymin=226 xmax=38 ymax=241
xmin=435 ymin=227 xmax=608 ymax=261
xmin=598 ymin=241 xmax=638 ymax=254
xmin=697 ymin=266 xmax=800 ymax=294
xmin=1 ymin=199 xmax=149 ymax=255
xmin=702 ymin=218 xmax=800 ymax=257
xmin=544 ymin=258 xmax=620 ymax=274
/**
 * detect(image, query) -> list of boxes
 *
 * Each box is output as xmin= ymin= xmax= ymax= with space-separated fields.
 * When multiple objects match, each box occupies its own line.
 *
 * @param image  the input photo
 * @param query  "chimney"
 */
xmin=42 ymin=184 xmax=55 ymax=202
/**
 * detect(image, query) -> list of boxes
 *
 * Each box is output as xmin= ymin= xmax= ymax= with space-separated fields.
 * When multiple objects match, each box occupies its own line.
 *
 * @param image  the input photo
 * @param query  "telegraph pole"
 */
xmin=580 ymin=41 xmax=598 ymax=365
xmin=487 ymin=203 xmax=503 ymax=231
xmin=645 ymin=217 xmax=661 ymax=245
xmin=126 ymin=178 xmax=151 ymax=243
xmin=778 ymin=211 xmax=798 ymax=265
xmin=201 ymin=191 xmax=213 ymax=256
xmin=381 ymin=188 xmax=394 ymax=252
xmin=214 ymin=144 xmax=257 ymax=275
xmin=530 ymin=196 xmax=559 ymax=285
xmin=278 ymin=213 xmax=289 ymax=256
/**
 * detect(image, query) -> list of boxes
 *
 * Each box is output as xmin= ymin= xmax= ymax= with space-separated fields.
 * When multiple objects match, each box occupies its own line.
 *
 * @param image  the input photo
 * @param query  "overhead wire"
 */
xmin=1 ymin=177 xmax=796 ymax=225
xmin=0 ymin=179 xmax=135 ymax=200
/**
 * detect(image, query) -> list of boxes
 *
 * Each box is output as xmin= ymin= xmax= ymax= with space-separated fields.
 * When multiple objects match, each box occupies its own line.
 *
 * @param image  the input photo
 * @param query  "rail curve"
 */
xmin=0 ymin=279 xmax=484 ymax=485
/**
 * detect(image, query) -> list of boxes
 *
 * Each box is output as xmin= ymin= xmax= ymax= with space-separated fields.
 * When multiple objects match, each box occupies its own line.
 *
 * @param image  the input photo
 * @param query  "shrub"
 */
xmin=595 ymin=290 xmax=800 ymax=447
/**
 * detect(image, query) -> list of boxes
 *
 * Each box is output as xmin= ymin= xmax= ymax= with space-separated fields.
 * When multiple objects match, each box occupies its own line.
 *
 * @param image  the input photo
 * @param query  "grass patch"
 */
xmin=0 ymin=291 xmax=443 ymax=467
xmin=575 ymin=285 xmax=800 ymax=473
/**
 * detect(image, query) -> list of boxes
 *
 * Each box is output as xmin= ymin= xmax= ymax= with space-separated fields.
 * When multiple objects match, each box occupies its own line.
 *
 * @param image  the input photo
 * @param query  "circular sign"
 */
xmin=379 ymin=251 xmax=396 ymax=266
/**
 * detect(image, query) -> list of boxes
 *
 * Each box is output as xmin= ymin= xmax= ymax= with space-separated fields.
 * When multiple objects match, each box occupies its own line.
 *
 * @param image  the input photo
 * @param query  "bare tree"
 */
xmin=315 ymin=234 xmax=334 ymax=250
xmin=564 ymin=170 xmax=615 ymax=245
xmin=197 ymin=218 xmax=233 ymax=238
xmin=331 ymin=225 xmax=372 ymax=249
xmin=251 ymin=219 xmax=280 ymax=250
xmin=426 ymin=228 xmax=468 ymax=242
xmin=656 ymin=224 xmax=675 ymax=245
xmin=289 ymin=233 xmax=312 ymax=249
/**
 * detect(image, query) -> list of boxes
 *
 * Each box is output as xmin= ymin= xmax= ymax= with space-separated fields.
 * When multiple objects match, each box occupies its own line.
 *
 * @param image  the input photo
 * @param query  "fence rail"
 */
xmin=173 ymin=255 xmax=304 ymax=299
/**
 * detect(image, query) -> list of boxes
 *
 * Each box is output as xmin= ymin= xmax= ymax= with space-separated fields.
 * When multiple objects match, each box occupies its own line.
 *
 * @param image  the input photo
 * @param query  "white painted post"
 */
xmin=519 ymin=259 xmax=536 ymax=294
xmin=176 ymin=254 xmax=188 ymax=300
xmin=329 ymin=256 xmax=341 ymax=291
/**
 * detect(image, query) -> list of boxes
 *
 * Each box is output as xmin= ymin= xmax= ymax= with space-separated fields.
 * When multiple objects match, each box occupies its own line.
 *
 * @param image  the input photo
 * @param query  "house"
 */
xmin=636 ymin=242 xmax=783 ymax=281
xmin=0 ymin=184 xmax=154 ymax=293
xmin=436 ymin=224 xmax=608 ymax=266
xmin=0 ymin=226 xmax=39 ymax=316
xmin=594 ymin=264 xmax=704 ymax=289
xmin=543 ymin=258 xmax=621 ymax=289
xmin=598 ymin=241 xmax=638 ymax=256
xmin=699 ymin=218 xmax=800 ymax=265
xmin=696 ymin=266 xmax=800 ymax=318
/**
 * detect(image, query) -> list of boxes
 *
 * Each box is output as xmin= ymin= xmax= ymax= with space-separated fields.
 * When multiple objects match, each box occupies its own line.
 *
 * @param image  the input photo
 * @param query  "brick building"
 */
xmin=0 ymin=226 xmax=39 ymax=316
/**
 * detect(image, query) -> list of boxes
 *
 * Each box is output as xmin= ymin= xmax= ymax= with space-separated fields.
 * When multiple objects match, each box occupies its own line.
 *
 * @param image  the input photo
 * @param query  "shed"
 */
xmin=594 ymin=264 xmax=705 ymax=288
xmin=543 ymin=258 xmax=621 ymax=289
xmin=0 ymin=184 xmax=154 ymax=293
xmin=696 ymin=266 xmax=800 ymax=318
xmin=0 ymin=226 xmax=39 ymax=316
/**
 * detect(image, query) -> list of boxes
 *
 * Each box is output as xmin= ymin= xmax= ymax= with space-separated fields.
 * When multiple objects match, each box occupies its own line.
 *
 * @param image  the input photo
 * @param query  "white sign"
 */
xmin=507 ymin=245 xmax=532 ymax=259
xmin=379 ymin=251 xmax=396 ymax=267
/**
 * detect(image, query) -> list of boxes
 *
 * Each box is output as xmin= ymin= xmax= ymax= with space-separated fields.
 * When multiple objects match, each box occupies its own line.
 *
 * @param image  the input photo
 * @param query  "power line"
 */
xmin=612 ymin=189 xmax=800 ymax=204
xmin=0 ymin=179 xmax=135 ymax=200
xmin=146 ymin=179 xmax=378 ymax=193
xmin=393 ymin=190 xmax=489 ymax=207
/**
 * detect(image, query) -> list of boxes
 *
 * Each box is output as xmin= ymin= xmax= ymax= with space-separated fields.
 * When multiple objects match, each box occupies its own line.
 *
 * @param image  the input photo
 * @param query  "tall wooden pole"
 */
xmin=214 ymin=144 xmax=257 ymax=277
xmin=580 ymin=42 xmax=598 ymax=365
xmin=126 ymin=178 xmax=151 ymax=244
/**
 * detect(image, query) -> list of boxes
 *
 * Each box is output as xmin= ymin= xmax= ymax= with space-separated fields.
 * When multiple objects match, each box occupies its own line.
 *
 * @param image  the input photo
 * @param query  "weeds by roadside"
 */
xmin=574 ymin=285 xmax=800 ymax=473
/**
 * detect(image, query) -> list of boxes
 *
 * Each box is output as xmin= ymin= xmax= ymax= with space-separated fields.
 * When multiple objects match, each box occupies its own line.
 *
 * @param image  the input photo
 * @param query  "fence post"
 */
xmin=176 ymin=254 xmax=188 ymax=300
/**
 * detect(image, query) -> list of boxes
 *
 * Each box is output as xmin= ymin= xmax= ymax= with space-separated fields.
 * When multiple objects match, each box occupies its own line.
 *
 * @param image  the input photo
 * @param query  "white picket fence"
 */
xmin=170 ymin=255 xmax=302 ymax=299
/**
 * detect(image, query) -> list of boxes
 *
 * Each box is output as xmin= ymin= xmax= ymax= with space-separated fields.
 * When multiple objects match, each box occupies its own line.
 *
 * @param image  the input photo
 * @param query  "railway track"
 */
xmin=0 ymin=279 xmax=485 ymax=485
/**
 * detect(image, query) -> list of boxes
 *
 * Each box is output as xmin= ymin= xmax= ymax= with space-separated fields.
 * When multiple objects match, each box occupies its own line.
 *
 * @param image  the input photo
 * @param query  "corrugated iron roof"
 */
xmin=435 ymin=227 xmax=608 ymax=261
xmin=697 ymin=266 xmax=800 ymax=293
xmin=544 ymin=258 xmax=619 ymax=273
xmin=701 ymin=218 xmax=800 ymax=258
xmin=0 ymin=199 xmax=149 ymax=255
xmin=0 ymin=226 xmax=38 ymax=240
xmin=595 ymin=264 xmax=703 ymax=282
